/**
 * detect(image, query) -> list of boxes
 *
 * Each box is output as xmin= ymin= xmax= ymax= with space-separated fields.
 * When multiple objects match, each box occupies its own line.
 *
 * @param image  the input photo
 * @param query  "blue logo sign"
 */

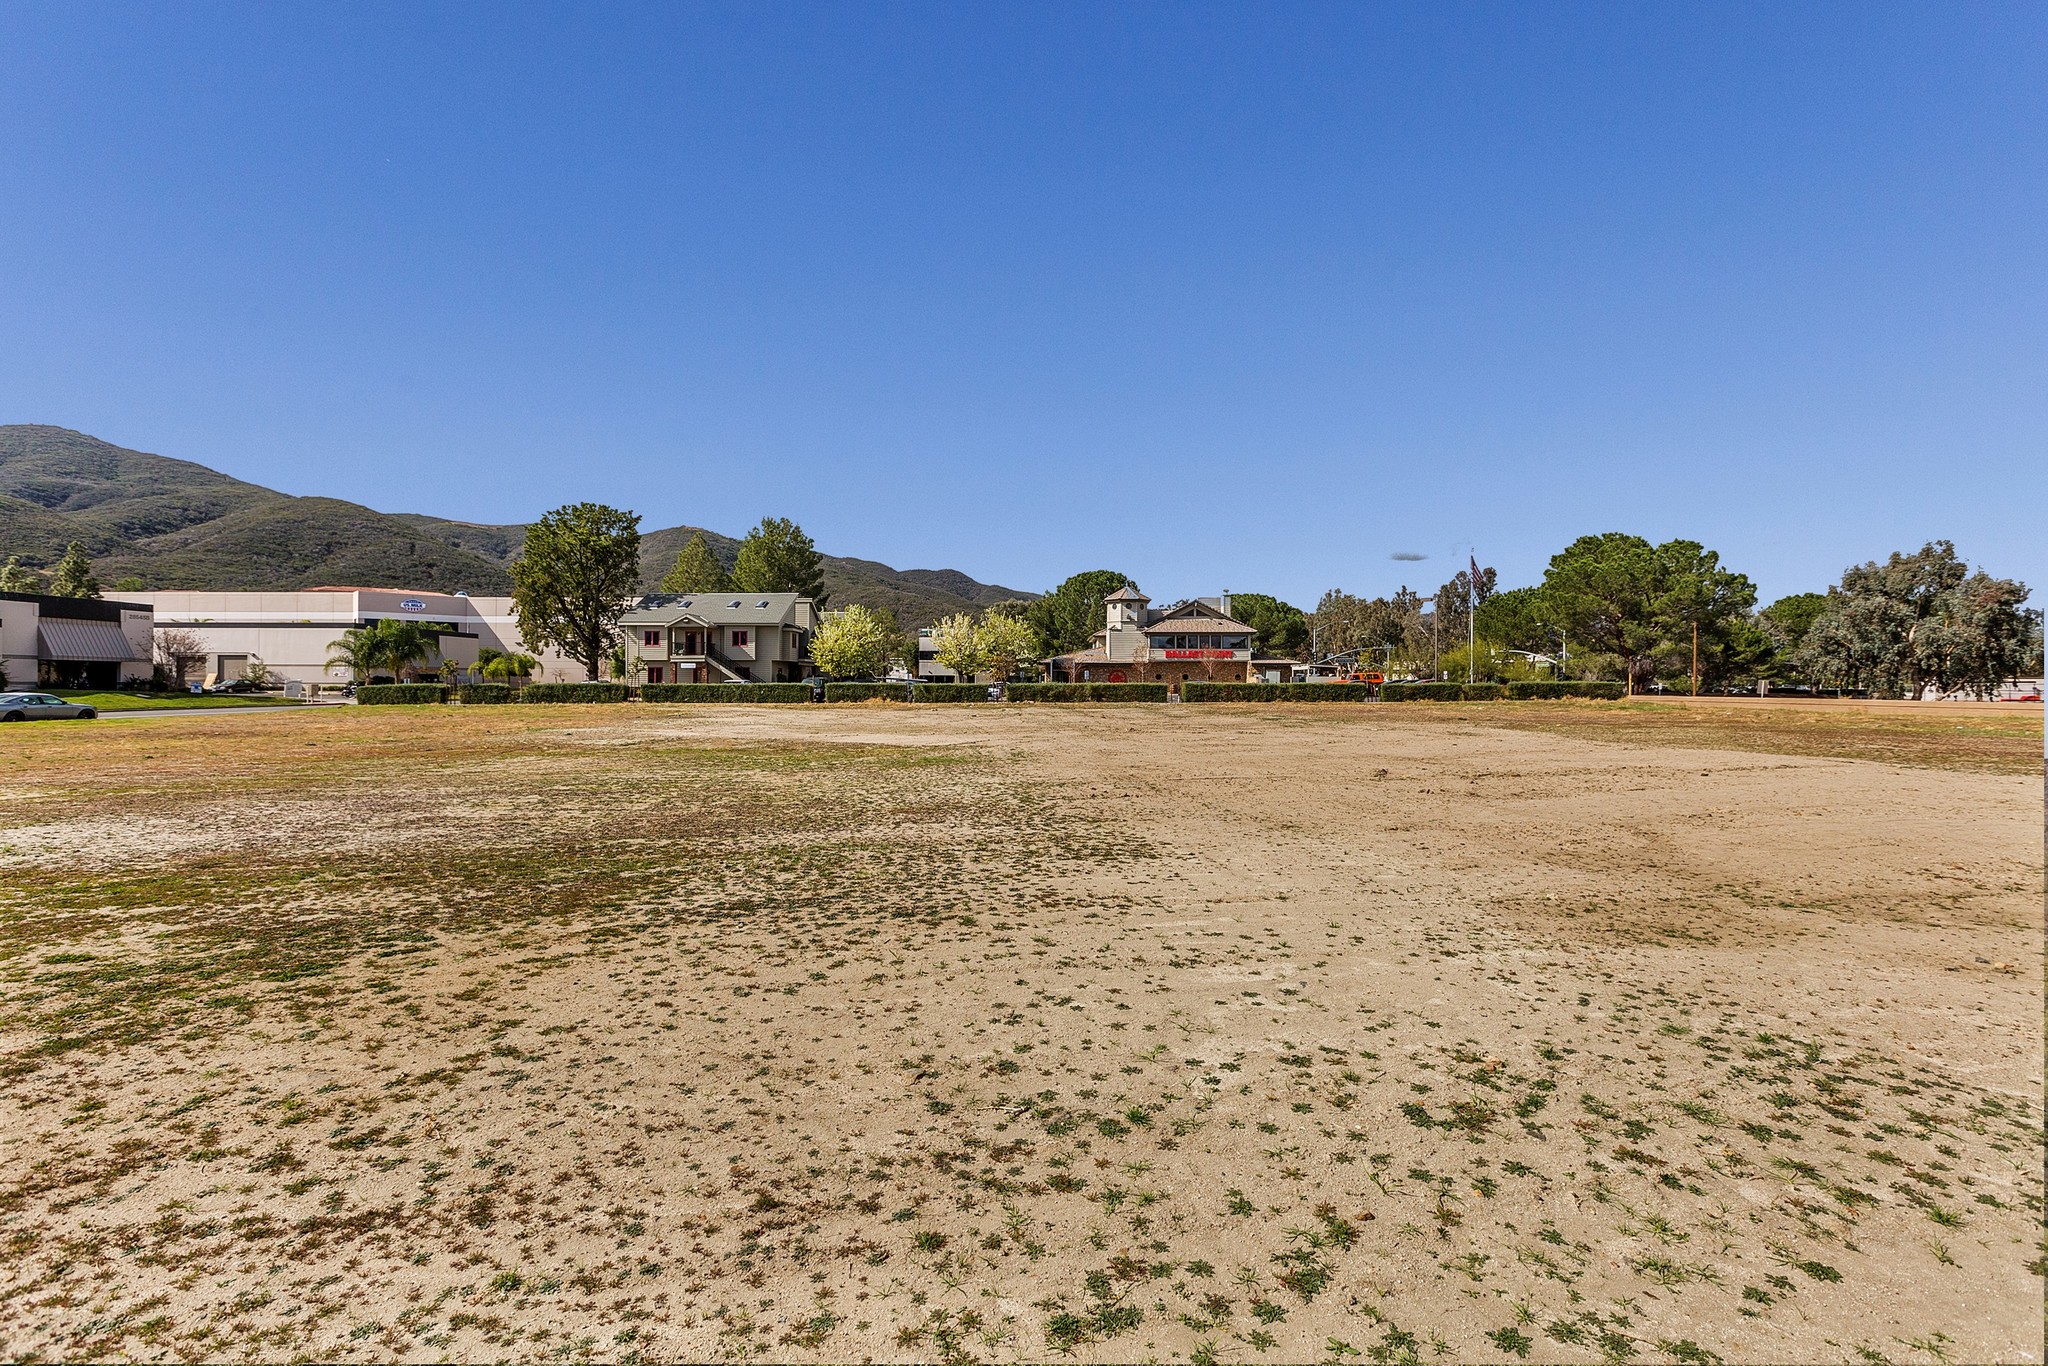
xmin=400 ymin=599 xmax=426 ymax=612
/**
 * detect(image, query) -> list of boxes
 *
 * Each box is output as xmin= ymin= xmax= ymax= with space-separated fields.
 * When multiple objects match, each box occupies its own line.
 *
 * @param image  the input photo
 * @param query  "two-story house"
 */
xmin=618 ymin=592 xmax=819 ymax=684
xmin=1045 ymin=587 xmax=1297 ymax=686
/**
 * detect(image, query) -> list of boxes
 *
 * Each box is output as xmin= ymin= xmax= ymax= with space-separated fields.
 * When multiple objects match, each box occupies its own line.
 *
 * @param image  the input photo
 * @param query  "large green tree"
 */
xmin=731 ymin=517 xmax=826 ymax=602
xmin=808 ymin=604 xmax=895 ymax=679
xmin=49 ymin=542 xmax=101 ymax=599
xmin=1025 ymin=570 xmax=1136 ymax=655
xmin=1226 ymin=593 xmax=1308 ymax=658
xmin=659 ymin=531 xmax=732 ymax=594
xmin=511 ymin=503 xmax=643 ymax=681
xmin=1539 ymin=534 xmax=1756 ymax=692
xmin=1793 ymin=541 xmax=2035 ymax=698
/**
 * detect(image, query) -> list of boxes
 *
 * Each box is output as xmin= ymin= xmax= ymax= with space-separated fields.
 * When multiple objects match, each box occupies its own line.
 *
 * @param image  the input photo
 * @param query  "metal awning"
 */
xmin=37 ymin=619 xmax=147 ymax=661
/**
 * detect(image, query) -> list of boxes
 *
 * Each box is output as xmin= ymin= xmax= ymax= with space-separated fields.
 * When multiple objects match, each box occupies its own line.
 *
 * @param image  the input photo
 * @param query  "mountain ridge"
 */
xmin=0 ymin=425 xmax=1031 ymax=625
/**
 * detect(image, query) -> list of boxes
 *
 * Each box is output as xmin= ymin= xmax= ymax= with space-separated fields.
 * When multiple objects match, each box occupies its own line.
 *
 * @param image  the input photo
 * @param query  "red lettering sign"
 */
xmin=1162 ymin=650 xmax=1236 ymax=659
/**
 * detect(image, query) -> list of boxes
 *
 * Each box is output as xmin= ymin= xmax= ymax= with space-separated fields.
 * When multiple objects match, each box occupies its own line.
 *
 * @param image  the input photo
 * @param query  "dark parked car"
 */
xmin=0 ymin=692 xmax=98 ymax=721
xmin=206 ymin=678 xmax=261 ymax=694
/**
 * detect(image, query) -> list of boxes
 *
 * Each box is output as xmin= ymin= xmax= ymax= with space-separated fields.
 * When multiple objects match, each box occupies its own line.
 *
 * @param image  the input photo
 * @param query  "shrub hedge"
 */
xmin=910 ymin=683 xmax=996 ymax=703
xmin=356 ymin=683 xmax=447 ymax=706
xmin=822 ymin=682 xmax=913 ymax=703
xmin=1461 ymin=682 xmax=1506 ymax=701
xmin=1504 ymin=681 xmax=1627 ymax=700
xmin=641 ymin=683 xmax=811 ymax=703
xmin=1181 ymin=682 xmax=1376 ymax=702
xmin=455 ymin=683 xmax=512 ymax=704
xmin=1379 ymin=682 xmax=1475 ymax=702
xmin=517 ymin=682 xmax=631 ymax=704
xmin=1006 ymin=682 xmax=1169 ymax=702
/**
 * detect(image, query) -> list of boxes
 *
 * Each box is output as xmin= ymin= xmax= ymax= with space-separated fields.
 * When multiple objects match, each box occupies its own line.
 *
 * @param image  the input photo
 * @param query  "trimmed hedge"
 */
xmin=1006 ymin=682 xmax=1169 ymax=702
xmin=1504 ymin=681 xmax=1626 ymax=700
xmin=823 ymin=681 xmax=915 ymax=703
xmin=455 ymin=683 xmax=512 ymax=704
xmin=356 ymin=683 xmax=447 ymax=706
xmin=909 ymin=683 xmax=995 ymax=703
xmin=1380 ymin=682 xmax=1476 ymax=702
xmin=517 ymin=682 xmax=631 ymax=704
xmin=1461 ymin=683 xmax=1506 ymax=701
xmin=1182 ymin=682 xmax=1375 ymax=702
xmin=641 ymin=683 xmax=811 ymax=704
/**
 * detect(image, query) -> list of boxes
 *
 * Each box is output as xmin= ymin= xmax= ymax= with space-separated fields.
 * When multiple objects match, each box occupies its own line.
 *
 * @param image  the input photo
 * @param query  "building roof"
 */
xmin=1102 ymin=585 xmax=1149 ymax=603
xmin=37 ymin=619 xmax=148 ymax=661
xmin=621 ymin=592 xmax=809 ymax=627
xmin=1143 ymin=601 xmax=1256 ymax=633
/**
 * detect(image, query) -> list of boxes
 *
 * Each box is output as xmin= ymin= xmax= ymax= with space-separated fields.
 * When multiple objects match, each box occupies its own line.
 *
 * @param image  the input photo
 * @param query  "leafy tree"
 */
xmin=1026 ymin=570 xmax=1136 ymax=655
xmin=659 ymin=531 xmax=732 ymax=594
xmin=1760 ymin=593 xmax=1828 ymax=654
xmin=49 ymin=542 xmax=101 ymax=599
xmin=1227 ymin=593 xmax=1308 ymax=658
xmin=1309 ymin=587 xmax=1426 ymax=670
xmin=731 ymin=517 xmax=826 ymax=602
xmin=1473 ymin=586 xmax=1558 ymax=656
xmin=1430 ymin=565 xmax=1497 ymax=647
xmin=0 ymin=556 xmax=43 ymax=593
xmin=977 ymin=611 xmax=1040 ymax=680
xmin=511 ymin=502 xmax=643 ymax=680
xmin=930 ymin=612 xmax=986 ymax=681
xmin=1794 ymin=541 xmax=2035 ymax=698
xmin=809 ymin=603 xmax=895 ymax=679
xmin=109 ymin=575 xmax=145 ymax=593
xmin=1539 ymin=534 xmax=1755 ymax=692
xmin=371 ymin=619 xmax=440 ymax=681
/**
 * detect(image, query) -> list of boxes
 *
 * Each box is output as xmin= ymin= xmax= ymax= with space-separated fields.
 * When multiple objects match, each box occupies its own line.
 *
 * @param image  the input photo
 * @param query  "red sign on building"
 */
xmin=1162 ymin=649 xmax=1236 ymax=659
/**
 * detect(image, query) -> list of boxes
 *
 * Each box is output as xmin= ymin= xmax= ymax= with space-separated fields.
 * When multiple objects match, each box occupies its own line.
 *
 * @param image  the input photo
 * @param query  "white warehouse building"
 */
xmin=134 ymin=587 xmax=582 ymax=686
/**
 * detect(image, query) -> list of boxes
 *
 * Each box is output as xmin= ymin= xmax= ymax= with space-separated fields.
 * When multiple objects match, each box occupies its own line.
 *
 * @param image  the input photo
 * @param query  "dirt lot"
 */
xmin=0 ymin=701 xmax=2040 ymax=1364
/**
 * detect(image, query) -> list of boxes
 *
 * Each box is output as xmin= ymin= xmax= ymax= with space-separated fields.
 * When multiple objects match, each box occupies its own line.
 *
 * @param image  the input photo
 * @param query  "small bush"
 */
xmin=1181 ymin=682 xmax=1376 ymax=702
xmin=822 ymin=681 xmax=915 ymax=703
xmin=517 ymin=682 xmax=630 ymax=704
xmin=455 ymin=683 xmax=512 ymax=704
xmin=1504 ymin=680 xmax=1626 ymax=700
xmin=1007 ymin=682 xmax=1170 ymax=702
xmin=356 ymin=683 xmax=447 ymax=706
xmin=641 ymin=683 xmax=811 ymax=703
xmin=1461 ymin=682 xmax=1506 ymax=701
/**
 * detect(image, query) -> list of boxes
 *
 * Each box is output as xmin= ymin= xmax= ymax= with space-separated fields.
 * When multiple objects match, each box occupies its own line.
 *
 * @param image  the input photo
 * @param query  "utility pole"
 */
xmin=1468 ymin=556 xmax=1476 ymax=686
xmin=1691 ymin=620 xmax=1699 ymax=698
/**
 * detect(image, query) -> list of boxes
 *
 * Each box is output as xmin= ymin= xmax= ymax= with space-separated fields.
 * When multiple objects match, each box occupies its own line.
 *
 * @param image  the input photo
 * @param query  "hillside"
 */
xmin=0 ymin=426 xmax=1029 ymax=624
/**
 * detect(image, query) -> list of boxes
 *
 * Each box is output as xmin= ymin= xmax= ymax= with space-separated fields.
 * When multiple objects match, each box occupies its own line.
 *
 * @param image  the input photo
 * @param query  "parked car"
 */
xmin=0 ymin=693 xmax=98 ymax=721
xmin=206 ymin=678 xmax=261 ymax=694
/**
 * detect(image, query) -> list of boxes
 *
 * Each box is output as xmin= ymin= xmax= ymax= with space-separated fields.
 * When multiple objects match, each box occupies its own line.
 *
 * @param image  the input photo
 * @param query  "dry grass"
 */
xmin=0 ymin=703 xmax=2039 ymax=1364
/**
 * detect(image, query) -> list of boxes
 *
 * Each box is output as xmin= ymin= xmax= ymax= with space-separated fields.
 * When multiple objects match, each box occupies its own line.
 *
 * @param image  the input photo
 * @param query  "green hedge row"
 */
xmin=821 ymin=681 xmax=992 ymax=703
xmin=822 ymin=682 xmax=913 ymax=702
xmin=356 ymin=683 xmax=448 ymax=706
xmin=641 ymin=683 xmax=811 ymax=703
xmin=455 ymin=683 xmax=512 ymax=704
xmin=1006 ymin=682 xmax=1170 ymax=702
xmin=1505 ymin=680 xmax=1626 ymax=700
xmin=518 ymin=683 xmax=631 ymax=704
xmin=1182 ymin=682 xmax=1376 ymax=702
xmin=1380 ymin=683 xmax=1481 ymax=701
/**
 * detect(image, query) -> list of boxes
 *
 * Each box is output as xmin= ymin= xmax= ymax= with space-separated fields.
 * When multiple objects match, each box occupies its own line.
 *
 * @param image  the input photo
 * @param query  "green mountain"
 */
xmin=0 ymin=426 xmax=1028 ymax=625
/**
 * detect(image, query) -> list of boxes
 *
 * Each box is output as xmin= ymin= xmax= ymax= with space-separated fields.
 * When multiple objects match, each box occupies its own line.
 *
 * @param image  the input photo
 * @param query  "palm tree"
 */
xmin=325 ymin=627 xmax=382 ymax=683
xmin=477 ymin=648 xmax=539 ymax=685
xmin=372 ymin=620 xmax=440 ymax=682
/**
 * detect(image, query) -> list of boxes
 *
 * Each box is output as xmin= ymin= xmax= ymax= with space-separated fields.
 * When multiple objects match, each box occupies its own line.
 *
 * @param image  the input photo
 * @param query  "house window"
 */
xmin=642 ymin=630 xmax=661 ymax=647
xmin=731 ymin=630 xmax=750 ymax=648
xmin=647 ymin=665 xmax=664 ymax=684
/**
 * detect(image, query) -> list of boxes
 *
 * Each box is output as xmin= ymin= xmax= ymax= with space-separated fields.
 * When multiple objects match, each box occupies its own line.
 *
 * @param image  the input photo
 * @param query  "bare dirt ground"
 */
xmin=0 ymin=701 xmax=2040 ymax=1364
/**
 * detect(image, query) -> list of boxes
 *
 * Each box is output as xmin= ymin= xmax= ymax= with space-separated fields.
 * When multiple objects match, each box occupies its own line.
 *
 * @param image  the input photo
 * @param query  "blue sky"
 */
xmin=2 ymin=3 xmax=2041 ymax=606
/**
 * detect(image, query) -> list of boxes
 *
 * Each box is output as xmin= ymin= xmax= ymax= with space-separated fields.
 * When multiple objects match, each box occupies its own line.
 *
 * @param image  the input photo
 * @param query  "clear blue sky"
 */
xmin=3 ymin=3 xmax=2041 ymax=606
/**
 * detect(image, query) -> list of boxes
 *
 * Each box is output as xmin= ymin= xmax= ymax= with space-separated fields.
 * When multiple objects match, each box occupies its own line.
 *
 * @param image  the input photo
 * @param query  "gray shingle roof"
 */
xmin=620 ymin=592 xmax=809 ymax=627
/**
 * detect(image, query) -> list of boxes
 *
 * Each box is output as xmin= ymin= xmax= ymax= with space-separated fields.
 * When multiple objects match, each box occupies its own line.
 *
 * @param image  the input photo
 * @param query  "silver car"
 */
xmin=0 ymin=692 xmax=98 ymax=722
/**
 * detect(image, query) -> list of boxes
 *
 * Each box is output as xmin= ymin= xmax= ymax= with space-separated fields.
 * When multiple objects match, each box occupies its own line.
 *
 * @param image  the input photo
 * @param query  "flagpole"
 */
xmin=1467 ymin=548 xmax=1477 ymax=685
